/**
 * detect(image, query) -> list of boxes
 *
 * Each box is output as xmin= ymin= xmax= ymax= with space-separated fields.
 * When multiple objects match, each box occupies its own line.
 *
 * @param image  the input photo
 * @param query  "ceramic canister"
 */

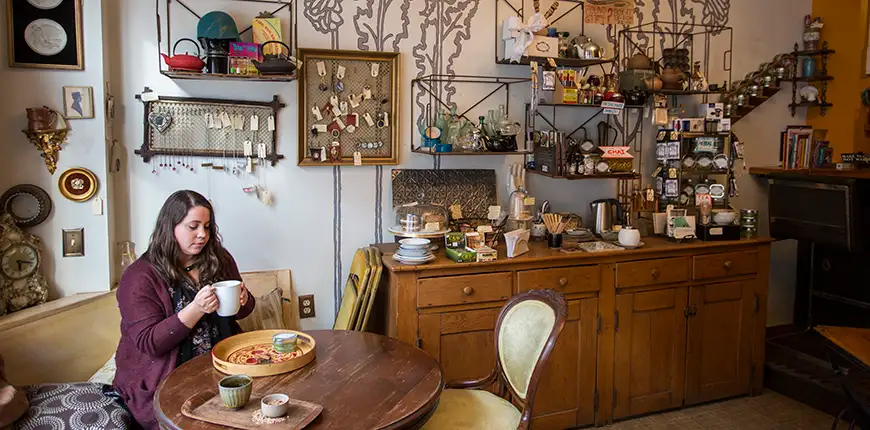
xmin=218 ymin=374 xmax=253 ymax=409
xmin=618 ymin=226 xmax=641 ymax=247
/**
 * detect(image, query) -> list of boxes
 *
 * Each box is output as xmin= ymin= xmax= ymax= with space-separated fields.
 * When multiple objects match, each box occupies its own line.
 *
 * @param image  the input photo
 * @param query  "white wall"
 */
xmin=3 ymin=0 xmax=803 ymax=328
xmin=0 ymin=0 xmax=111 ymax=299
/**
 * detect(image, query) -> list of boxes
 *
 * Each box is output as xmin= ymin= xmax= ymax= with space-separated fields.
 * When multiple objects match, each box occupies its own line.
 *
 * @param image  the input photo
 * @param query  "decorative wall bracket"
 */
xmin=21 ymin=128 xmax=70 ymax=174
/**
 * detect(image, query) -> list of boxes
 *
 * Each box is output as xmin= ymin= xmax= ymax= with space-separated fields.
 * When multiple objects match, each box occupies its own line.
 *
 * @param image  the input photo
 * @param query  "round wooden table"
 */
xmin=155 ymin=330 xmax=442 ymax=429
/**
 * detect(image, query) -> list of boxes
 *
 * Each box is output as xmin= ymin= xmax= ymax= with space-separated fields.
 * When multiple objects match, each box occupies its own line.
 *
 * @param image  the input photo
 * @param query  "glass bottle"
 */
xmin=118 ymin=241 xmax=137 ymax=273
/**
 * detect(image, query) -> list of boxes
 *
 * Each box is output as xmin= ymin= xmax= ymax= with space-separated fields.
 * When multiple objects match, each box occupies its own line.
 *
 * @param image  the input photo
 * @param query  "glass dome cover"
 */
xmin=391 ymin=202 xmax=449 ymax=234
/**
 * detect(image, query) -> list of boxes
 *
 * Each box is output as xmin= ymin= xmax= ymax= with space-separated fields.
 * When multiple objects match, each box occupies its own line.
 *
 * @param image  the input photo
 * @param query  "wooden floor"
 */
xmin=607 ymin=390 xmax=844 ymax=429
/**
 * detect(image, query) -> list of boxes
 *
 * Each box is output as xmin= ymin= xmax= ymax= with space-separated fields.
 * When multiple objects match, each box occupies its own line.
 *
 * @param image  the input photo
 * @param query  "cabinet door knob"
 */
xmin=651 ymin=268 xmax=660 ymax=279
xmin=462 ymin=286 xmax=474 ymax=296
xmin=559 ymin=277 xmax=568 ymax=287
xmin=723 ymin=261 xmax=733 ymax=270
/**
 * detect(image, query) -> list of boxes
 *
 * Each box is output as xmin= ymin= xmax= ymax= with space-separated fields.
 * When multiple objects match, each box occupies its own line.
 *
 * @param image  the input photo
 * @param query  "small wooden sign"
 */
xmin=601 ymin=146 xmax=634 ymax=159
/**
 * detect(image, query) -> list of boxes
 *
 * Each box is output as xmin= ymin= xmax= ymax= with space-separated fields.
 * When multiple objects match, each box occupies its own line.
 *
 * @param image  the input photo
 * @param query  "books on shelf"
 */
xmin=780 ymin=126 xmax=829 ymax=169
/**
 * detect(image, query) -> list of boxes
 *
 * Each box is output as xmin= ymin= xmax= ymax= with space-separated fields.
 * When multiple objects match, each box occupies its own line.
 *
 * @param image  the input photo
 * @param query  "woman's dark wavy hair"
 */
xmin=144 ymin=190 xmax=231 ymax=288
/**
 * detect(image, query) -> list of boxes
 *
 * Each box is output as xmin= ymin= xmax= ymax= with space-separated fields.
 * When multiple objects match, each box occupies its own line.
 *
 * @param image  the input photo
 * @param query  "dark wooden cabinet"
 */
xmin=378 ymin=238 xmax=772 ymax=428
xmin=685 ymin=282 xmax=754 ymax=405
xmin=613 ymin=288 xmax=688 ymax=419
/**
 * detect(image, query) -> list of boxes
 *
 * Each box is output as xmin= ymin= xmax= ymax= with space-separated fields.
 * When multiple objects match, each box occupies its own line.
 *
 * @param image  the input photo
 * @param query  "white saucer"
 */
xmin=613 ymin=241 xmax=645 ymax=249
xmin=392 ymin=253 xmax=435 ymax=265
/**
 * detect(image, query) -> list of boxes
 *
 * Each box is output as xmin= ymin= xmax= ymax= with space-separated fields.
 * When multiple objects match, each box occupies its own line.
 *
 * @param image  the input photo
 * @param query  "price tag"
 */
xmin=243 ymin=141 xmax=253 ymax=156
xmin=250 ymin=115 xmax=259 ymax=131
xmin=348 ymin=94 xmax=360 ymax=108
xmin=353 ymin=151 xmax=362 ymax=166
xmin=371 ymin=63 xmax=379 ymax=77
xmin=487 ymin=206 xmax=502 ymax=220
xmin=316 ymin=61 xmax=327 ymax=77
xmin=602 ymin=101 xmax=625 ymax=115
xmin=257 ymin=143 xmax=267 ymax=159
xmin=221 ymin=112 xmax=232 ymax=128
xmin=523 ymin=197 xmax=536 ymax=206
xmin=363 ymin=112 xmax=375 ymax=127
xmin=92 ymin=197 xmax=103 ymax=215
xmin=267 ymin=116 xmax=275 ymax=131
xmin=311 ymin=106 xmax=323 ymax=121
xmin=339 ymin=101 xmax=349 ymax=116
xmin=336 ymin=65 xmax=346 ymax=79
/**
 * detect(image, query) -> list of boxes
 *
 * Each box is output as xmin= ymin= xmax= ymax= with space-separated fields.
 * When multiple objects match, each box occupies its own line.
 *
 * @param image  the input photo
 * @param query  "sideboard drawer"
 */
xmin=693 ymin=251 xmax=758 ymax=280
xmin=417 ymin=272 xmax=512 ymax=308
xmin=517 ymin=266 xmax=600 ymax=294
xmin=616 ymin=257 xmax=690 ymax=289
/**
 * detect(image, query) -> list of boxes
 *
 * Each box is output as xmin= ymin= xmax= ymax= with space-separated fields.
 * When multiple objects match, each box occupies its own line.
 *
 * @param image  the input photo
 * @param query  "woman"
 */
xmin=113 ymin=190 xmax=255 ymax=429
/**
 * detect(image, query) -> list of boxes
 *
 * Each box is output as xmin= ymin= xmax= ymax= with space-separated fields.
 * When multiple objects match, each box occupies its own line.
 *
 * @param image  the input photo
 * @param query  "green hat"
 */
xmin=197 ymin=11 xmax=240 ymax=41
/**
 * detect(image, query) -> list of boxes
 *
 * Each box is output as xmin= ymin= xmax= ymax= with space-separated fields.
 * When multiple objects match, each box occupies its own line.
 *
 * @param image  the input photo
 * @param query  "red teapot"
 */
xmin=161 ymin=38 xmax=205 ymax=72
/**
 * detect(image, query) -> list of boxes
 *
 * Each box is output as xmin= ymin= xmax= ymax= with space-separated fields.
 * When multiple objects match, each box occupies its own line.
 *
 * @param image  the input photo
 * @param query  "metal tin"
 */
xmin=273 ymin=333 xmax=298 ymax=353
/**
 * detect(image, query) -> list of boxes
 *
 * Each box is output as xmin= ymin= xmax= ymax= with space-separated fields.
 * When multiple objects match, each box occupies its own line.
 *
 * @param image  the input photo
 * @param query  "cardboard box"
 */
xmin=503 ymin=35 xmax=559 ymax=60
xmin=717 ymin=118 xmax=732 ymax=132
xmin=700 ymin=103 xmax=724 ymax=120
xmin=253 ymin=16 xmax=283 ymax=56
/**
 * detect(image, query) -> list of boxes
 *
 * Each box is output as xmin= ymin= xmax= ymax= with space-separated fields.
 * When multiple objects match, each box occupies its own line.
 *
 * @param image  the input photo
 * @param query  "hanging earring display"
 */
xmin=317 ymin=61 xmax=328 ymax=91
xmin=335 ymin=65 xmax=346 ymax=93
xmin=297 ymin=49 xmax=398 ymax=165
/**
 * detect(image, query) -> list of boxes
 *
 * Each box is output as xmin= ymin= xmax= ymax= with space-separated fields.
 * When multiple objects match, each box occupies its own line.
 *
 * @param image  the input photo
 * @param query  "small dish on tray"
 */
xmin=613 ymin=240 xmax=645 ymax=249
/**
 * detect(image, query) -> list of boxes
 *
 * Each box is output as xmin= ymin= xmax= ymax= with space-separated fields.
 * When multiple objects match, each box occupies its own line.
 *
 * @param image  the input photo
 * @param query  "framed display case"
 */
xmin=297 ymin=48 xmax=400 ymax=166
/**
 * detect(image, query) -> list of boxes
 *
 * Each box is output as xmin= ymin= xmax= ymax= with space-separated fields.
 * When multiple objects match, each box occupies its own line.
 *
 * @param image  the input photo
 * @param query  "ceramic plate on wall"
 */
xmin=58 ymin=167 xmax=98 ymax=202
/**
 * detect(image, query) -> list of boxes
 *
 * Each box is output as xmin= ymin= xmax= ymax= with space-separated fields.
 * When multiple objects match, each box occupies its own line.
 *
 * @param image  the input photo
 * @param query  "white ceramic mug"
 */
xmin=212 ymin=280 xmax=242 ymax=317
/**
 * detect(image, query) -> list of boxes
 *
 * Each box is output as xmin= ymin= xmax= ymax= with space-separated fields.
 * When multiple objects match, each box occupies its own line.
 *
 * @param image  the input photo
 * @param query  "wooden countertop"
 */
xmin=378 ymin=236 xmax=773 ymax=273
xmin=749 ymin=166 xmax=870 ymax=180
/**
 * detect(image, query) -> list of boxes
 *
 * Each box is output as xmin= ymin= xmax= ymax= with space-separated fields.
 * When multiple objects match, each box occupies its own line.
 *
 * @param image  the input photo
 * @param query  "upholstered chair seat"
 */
xmin=421 ymin=389 xmax=520 ymax=429
xmin=421 ymin=289 xmax=568 ymax=430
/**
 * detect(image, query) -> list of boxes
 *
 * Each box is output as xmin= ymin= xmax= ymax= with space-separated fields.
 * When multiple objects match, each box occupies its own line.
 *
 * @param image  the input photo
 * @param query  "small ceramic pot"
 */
xmin=218 ymin=375 xmax=253 ymax=410
xmin=618 ymin=226 xmax=641 ymax=247
xmin=261 ymin=394 xmax=290 ymax=418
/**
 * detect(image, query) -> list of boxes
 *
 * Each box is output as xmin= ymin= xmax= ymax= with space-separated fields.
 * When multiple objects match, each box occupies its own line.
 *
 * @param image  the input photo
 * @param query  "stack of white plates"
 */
xmin=393 ymin=238 xmax=435 ymax=265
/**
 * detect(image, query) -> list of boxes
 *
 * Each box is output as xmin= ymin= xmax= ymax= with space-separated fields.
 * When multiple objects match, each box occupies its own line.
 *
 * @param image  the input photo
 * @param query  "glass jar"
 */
xmin=118 ymin=241 xmax=137 ymax=273
xmin=740 ymin=209 xmax=758 ymax=238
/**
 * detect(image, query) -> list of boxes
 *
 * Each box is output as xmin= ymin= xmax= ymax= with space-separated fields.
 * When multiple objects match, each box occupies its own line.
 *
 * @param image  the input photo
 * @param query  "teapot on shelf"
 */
xmin=161 ymin=38 xmax=206 ymax=73
xmin=252 ymin=41 xmax=298 ymax=75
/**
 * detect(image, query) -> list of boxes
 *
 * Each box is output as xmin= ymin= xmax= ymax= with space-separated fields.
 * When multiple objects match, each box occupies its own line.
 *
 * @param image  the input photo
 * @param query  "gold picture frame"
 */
xmin=7 ymin=0 xmax=84 ymax=70
xmin=297 ymin=48 xmax=400 ymax=166
xmin=58 ymin=167 xmax=98 ymax=202
xmin=62 ymin=86 xmax=94 ymax=119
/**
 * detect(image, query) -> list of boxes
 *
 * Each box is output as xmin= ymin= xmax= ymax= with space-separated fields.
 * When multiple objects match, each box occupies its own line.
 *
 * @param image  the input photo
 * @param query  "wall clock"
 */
xmin=58 ymin=167 xmax=97 ymax=202
xmin=0 ymin=215 xmax=48 ymax=315
xmin=0 ymin=184 xmax=52 ymax=228
xmin=7 ymin=0 xmax=83 ymax=70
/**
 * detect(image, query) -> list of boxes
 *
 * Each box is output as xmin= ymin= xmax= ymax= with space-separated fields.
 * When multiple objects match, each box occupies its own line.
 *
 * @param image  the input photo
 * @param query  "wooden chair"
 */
xmin=421 ymin=289 xmax=568 ymax=430
xmin=333 ymin=248 xmax=372 ymax=330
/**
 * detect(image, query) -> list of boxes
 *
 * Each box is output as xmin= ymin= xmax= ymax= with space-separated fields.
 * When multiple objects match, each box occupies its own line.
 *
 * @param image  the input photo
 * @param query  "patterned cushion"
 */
xmin=14 ymin=382 xmax=133 ymax=430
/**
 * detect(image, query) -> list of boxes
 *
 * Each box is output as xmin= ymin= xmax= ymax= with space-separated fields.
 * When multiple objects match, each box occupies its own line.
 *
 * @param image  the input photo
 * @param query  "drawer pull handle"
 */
xmin=651 ymin=268 xmax=660 ymax=279
xmin=723 ymin=261 xmax=733 ymax=270
xmin=462 ymin=286 xmax=474 ymax=296
xmin=558 ymin=277 xmax=568 ymax=287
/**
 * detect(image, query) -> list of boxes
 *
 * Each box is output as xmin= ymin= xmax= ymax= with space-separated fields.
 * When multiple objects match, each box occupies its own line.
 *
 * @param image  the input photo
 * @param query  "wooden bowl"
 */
xmin=211 ymin=330 xmax=316 ymax=377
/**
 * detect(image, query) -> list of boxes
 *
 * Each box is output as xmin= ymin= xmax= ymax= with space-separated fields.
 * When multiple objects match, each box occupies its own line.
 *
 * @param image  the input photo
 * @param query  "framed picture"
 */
xmin=297 ymin=48 xmax=400 ymax=166
xmin=7 ymin=0 xmax=84 ymax=70
xmin=62 ymin=86 xmax=93 ymax=119
xmin=62 ymin=228 xmax=83 ymax=257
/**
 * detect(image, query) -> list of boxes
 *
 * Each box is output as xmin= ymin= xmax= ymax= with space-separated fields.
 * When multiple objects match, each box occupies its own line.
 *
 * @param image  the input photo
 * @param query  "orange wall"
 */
xmin=807 ymin=0 xmax=870 ymax=157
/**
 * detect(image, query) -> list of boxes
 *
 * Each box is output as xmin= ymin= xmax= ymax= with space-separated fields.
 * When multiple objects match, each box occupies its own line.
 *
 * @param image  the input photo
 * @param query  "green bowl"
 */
xmin=218 ymin=374 xmax=253 ymax=409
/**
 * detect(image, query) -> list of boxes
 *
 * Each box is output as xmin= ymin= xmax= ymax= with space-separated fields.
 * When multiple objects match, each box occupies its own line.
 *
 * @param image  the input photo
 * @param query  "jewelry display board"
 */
xmin=134 ymin=95 xmax=286 ymax=165
xmin=297 ymin=49 xmax=399 ymax=166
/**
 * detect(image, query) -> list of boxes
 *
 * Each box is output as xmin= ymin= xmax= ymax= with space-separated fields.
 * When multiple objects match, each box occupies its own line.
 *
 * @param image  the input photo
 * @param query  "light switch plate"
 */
xmin=62 ymin=228 xmax=84 ymax=257
xmin=298 ymin=294 xmax=315 ymax=318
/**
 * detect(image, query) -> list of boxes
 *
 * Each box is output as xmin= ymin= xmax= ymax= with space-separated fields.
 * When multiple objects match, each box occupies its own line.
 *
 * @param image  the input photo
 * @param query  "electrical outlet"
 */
xmin=298 ymin=294 xmax=315 ymax=318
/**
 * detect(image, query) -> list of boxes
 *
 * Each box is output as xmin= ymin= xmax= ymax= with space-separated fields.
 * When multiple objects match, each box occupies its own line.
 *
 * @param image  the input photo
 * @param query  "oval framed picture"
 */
xmin=58 ymin=167 xmax=98 ymax=202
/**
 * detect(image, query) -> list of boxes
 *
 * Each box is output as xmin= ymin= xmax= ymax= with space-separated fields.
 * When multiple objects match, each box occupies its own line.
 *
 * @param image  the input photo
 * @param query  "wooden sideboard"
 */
xmin=373 ymin=237 xmax=772 ymax=429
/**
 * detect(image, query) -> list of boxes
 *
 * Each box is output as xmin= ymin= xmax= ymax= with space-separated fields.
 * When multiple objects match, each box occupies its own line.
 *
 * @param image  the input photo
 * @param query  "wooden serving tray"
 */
xmin=212 ymin=330 xmax=316 ymax=377
xmin=182 ymin=391 xmax=323 ymax=429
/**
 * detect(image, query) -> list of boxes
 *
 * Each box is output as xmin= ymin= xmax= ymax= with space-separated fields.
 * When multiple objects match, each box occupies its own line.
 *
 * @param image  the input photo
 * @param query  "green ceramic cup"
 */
xmin=218 ymin=374 xmax=253 ymax=409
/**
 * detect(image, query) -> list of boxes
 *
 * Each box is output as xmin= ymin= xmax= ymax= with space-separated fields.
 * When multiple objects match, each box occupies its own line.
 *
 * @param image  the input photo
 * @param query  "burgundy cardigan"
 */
xmin=113 ymin=256 xmax=255 ymax=429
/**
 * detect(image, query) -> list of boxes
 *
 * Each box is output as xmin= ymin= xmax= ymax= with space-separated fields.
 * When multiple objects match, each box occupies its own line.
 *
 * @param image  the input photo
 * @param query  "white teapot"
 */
xmin=618 ymin=226 xmax=641 ymax=247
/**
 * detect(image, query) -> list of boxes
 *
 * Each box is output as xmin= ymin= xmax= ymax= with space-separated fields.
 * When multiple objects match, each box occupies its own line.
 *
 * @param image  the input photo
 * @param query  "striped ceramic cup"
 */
xmin=218 ymin=374 xmax=253 ymax=409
